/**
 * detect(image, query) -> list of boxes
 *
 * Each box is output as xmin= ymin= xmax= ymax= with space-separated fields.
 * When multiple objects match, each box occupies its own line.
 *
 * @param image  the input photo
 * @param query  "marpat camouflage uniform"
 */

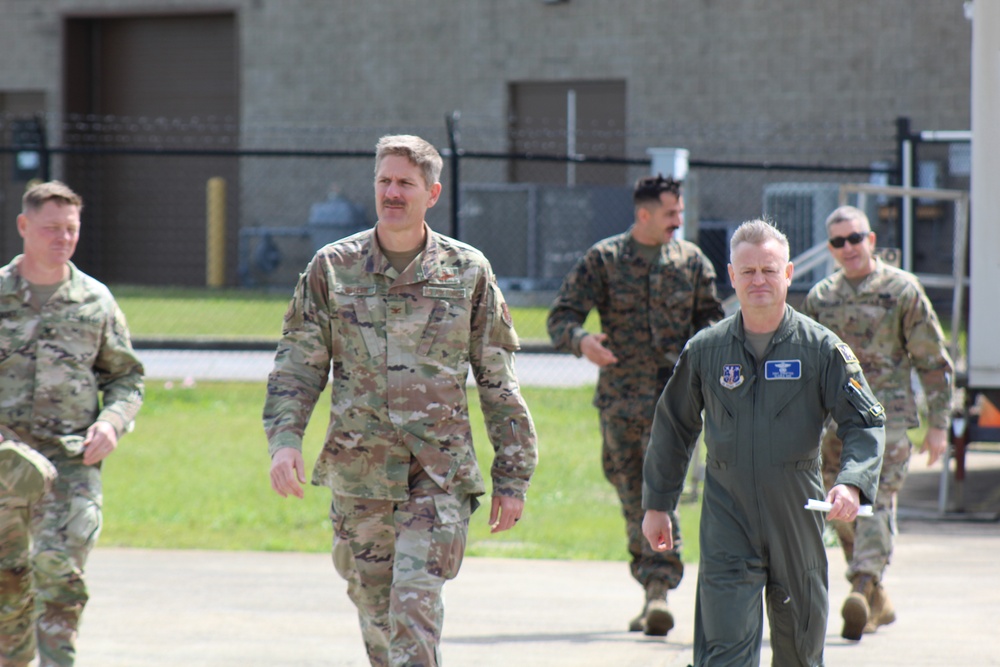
xmin=264 ymin=226 xmax=537 ymax=667
xmin=0 ymin=257 xmax=144 ymax=667
xmin=802 ymin=257 xmax=954 ymax=579
xmin=547 ymin=229 xmax=722 ymax=595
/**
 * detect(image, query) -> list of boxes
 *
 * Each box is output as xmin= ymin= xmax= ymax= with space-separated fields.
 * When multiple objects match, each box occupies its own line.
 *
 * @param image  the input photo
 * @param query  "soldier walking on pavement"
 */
xmin=801 ymin=205 xmax=954 ymax=640
xmin=547 ymin=174 xmax=723 ymax=636
xmin=642 ymin=219 xmax=885 ymax=667
xmin=264 ymin=135 xmax=538 ymax=667
xmin=0 ymin=181 xmax=144 ymax=666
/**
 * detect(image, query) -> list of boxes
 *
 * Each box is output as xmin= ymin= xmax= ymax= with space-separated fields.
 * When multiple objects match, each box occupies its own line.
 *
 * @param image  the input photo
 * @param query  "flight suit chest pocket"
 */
xmin=333 ymin=284 xmax=383 ymax=359
xmin=769 ymin=368 xmax=821 ymax=465
xmin=416 ymin=285 xmax=470 ymax=365
xmin=704 ymin=383 xmax=739 ymax=467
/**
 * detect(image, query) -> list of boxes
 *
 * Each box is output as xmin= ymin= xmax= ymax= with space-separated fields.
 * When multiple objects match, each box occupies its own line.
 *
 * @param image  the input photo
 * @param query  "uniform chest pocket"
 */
xmin=704 ymin=383 xmax=739 ymax=467
xmin=416 ymin=286 xmax=470 ymax=366
xmin=769 ymin=373 xmax=822 ymax=465
xmin=47 ymin=316 xmax=103 ymax=364
xmin=0 ymin=307 xmax=24 ymax=361
xmin=332 ymin=284 xmax=384 ymax=359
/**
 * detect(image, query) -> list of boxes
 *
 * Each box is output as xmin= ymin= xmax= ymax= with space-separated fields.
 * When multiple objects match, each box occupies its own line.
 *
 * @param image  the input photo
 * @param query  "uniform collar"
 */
xmin=0 ymin=256 xmax=86 ymax=302
xmin=730 ymin=304 xmax=796 ymax=346
xmin=625 ymin=226 xmax=675 ymax=263
xmin=833 ymin=256 xmax=885 ymax=296
xmin=365 ymin=224 xmax=459 ymax=284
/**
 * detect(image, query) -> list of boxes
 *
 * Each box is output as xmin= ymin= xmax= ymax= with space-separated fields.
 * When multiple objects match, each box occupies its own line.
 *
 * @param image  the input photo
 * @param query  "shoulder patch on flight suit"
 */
xmin=835 ymin=343 xmax=858 ymax=364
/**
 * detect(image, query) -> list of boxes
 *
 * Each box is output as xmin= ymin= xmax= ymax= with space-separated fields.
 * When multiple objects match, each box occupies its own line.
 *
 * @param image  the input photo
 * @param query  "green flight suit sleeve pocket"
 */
xmin=843 ymin=376 xmax=886 ymax=427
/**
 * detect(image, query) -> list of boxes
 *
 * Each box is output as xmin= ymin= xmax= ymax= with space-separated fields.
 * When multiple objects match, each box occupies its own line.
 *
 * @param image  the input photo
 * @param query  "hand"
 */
xmin=580 ymin=333 xmax=618 ymax=367
xmin=82 ymin=421 xmax=119 ymax=466
xmin=922 ymin=427 xmax=949 ymax=466
xmin=642 ymin=510 xmax=673 ymax=552
xmin=488 ymin=495 xmax=524 ymax=533
xmin=825 ymin=484 xmax=862 ymax=522
xmin=270 ymin=448 xmax=306 ymax=498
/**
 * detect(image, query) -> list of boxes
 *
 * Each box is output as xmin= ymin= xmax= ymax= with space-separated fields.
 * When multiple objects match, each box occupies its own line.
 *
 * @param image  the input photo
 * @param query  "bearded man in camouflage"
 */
xmin=801 ymin=205 xmax=954 ymax=641
xmin=0 ymin=181 xmax=144 ymax=666
xmin=547 ymin=174 xmax=723 ymax=637
xmin=264 ymin=135 xmax=537 ymax=667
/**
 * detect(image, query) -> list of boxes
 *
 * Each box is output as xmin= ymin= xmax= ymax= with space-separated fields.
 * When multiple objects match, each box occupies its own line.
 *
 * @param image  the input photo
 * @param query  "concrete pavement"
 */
xmin=96 ymin=354 xmax=1000 ymax=665
xmin=137 ymin=349 xmax=598 ymax=387
xmin=74 ymin=458 xmax=1000 ymax=667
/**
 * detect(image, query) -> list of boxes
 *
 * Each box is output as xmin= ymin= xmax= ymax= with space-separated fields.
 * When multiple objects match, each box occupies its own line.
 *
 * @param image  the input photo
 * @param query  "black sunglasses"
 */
xmin=828 ymin=232 xmax=868 ymax=249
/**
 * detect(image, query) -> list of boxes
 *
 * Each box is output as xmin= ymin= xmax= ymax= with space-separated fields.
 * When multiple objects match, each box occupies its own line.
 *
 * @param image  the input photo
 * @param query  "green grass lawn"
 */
xmin=100 ymin=381 xmax=703 ymax=563
xmin=111 ymin=285 xmax=579 ymax=345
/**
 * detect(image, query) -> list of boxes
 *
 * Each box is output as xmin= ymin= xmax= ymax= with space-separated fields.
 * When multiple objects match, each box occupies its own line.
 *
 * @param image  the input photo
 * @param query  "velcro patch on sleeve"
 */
xmin=836 ymin=343 xmax=859 ymax=364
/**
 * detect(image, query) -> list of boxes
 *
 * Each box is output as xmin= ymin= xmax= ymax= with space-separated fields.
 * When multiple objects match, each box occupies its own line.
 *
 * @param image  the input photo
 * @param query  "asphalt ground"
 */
xmin=72 ymin=453 xmax=1000 ymax=667
xmin=92 ymin=351 xmax=997 ymax=665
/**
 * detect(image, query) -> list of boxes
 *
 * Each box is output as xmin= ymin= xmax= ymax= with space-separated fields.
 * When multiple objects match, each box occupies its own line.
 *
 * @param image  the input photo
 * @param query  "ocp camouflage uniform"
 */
xmin=547 ymin=229 xmax=723 ymax=600
xmin=801 ymin=257 xmax=954 ymax=580
xmin=0 ymin=257 xmax=144 ymax=667
xmin=264 ymin=226 xmax=537 ymax=667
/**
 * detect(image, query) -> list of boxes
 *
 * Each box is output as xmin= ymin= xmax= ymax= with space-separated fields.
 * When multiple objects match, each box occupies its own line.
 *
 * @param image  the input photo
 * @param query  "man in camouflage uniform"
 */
xmin=264 ymin=135 xmax=537 ymax=667
xmin=547 ymin=174 xmax=723 ymax=636
xmin=0 ymin=181 xmax=144 ymax=666
xmin=801 ymin=205 xmax=954 ymax=641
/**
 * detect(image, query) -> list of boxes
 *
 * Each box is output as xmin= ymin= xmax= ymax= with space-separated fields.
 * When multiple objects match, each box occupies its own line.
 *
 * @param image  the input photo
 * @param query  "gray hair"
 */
xmin=825 ymin=205 xmax=870 ymax=233
xmin=729 ymin=219 xmax=790 ymax=263
xmin=374 ymin=135 xmax=443 ymax=189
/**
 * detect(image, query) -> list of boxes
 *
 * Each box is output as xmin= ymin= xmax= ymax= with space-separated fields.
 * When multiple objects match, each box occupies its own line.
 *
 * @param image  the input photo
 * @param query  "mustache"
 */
xmin=381 ymin=198 xmax=406 ymax=207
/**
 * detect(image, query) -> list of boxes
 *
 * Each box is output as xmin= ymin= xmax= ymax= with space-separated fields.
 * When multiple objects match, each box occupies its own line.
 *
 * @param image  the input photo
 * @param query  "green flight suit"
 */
xmin=643 ymin=306 xmax=885 ymax=667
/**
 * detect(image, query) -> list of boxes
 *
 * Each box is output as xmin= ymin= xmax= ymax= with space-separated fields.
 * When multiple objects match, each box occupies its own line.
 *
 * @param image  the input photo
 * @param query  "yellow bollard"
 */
xmin=206 ymin=177 xmax=226 ymax=287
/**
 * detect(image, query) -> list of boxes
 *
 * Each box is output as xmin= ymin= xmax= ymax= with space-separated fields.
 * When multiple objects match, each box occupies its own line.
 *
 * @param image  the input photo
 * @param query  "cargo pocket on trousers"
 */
xmin=427 ymin=493 xmax=472 ymax=581
xmin=331 ymin=512 xmax=355 ymax=581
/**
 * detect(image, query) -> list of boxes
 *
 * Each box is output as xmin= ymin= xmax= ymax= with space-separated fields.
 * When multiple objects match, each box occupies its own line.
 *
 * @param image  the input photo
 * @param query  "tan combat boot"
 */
xmin=841 ymin=573 xmax=875 ymax=640
xmin=864 ymin=580 xmax=896 ymax=633
xmin=628 ymin=582 xmax=674 ymax=636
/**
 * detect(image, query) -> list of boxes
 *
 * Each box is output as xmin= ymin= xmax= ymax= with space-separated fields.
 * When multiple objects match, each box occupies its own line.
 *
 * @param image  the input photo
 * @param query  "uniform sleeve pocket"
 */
xmin=843 ymin=377 xmax=886 ymax=427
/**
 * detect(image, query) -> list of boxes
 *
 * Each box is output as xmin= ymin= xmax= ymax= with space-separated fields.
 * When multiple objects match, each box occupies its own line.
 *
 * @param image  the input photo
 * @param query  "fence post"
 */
xmin=36 ymin=113 xmax=51 ymax=182
xmin=206 ymin=177 xmax=227 ymax=287
xmin=446 ymin=110 xmax=461 ymax=240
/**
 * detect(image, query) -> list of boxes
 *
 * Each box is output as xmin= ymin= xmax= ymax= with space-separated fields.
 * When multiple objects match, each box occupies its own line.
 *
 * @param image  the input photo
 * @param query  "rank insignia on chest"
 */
xmin=764 ymin=359 xmax=801 ymax=380
xmin=720 ymin=363 xmax=744 ymax=389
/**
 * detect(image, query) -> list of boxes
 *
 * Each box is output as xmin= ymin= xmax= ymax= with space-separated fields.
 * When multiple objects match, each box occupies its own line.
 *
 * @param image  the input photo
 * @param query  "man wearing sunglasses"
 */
xmin=801 ymin=205 xmax=954 ymax=641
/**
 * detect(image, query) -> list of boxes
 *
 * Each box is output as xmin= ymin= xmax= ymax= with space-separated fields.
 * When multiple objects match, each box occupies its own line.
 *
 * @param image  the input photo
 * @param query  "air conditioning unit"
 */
xmin=762 ymin=183 xmax=840 ymax=287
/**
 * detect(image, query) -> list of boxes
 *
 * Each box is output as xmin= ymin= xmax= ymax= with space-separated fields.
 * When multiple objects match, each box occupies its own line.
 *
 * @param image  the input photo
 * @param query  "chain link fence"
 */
xmin=0 ymin=111 xmax=969 ymax=384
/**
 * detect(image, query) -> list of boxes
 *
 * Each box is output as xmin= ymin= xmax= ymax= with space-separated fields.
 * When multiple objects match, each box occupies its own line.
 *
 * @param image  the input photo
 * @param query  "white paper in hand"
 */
xmin=804 ymin=499 xmax=874 ymax=517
